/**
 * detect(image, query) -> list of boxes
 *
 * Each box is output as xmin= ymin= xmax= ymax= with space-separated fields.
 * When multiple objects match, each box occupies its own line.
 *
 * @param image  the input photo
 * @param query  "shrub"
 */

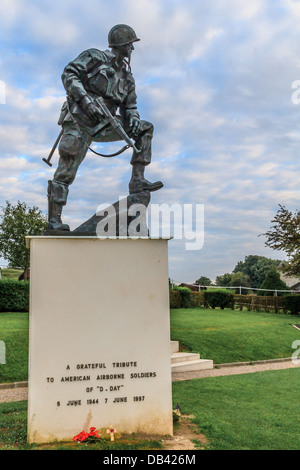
xmin=177 ymin=287 xmax=192 ymax=308
xmin=190 ymin=291 xmax=205 ymax=307
xmin=169 ymin=289 xmax=182 ymax=309
xmin=206 ymin=288 xmax=234 ymax=294
xmin=283 ymin=295 xmax=300 ymax=315
xmin=0 ymin=279 xmax=29 ymax=312
xmin=170 ymin=287 xmax=205 ymax=309
xmin=204 ymin=291 xmax=234 ymax=310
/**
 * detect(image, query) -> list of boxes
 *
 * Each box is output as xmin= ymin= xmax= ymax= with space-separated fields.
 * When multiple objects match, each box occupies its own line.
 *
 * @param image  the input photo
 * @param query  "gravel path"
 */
xmin=0 ymin=383 xmax=28 ymax=403
xmin=1 ymin=360 xmax=300 ymax=402
xmin=172 ymin=359 xmax=300 ymax=381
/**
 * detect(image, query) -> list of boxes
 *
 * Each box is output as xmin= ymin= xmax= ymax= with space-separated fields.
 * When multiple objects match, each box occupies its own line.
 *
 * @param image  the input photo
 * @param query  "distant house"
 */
xmin=278 ymin=262 xmax=300 ymax=292
xmin=179 ymin=283 xmax=200 ymax=292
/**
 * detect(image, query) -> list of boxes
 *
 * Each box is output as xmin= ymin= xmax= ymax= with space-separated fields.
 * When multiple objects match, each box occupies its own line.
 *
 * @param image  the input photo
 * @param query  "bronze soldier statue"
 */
xmin=47 ymin=24 xmax=163 ymax=231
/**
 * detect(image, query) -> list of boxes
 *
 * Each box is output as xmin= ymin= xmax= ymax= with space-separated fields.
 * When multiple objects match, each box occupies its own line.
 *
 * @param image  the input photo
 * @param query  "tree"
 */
xmin=215 ymin=273 xmax=232 ymax=286
xmin=259 ymin=269 xmax=289 ymax=296
xmin=0 ymin=201 xmax=48 ymax=279
xmin=195 ymin=276 xmax=212 ymax=286
xmin=232 ymin=255 xmax=282 ymax=288
xmin=262 ymin=204 xmax=300 ymax=277
xmin=215 ymin=271 xmax=251 ymax=293
xmin=229 ymin=272 xmax=251 ymax=289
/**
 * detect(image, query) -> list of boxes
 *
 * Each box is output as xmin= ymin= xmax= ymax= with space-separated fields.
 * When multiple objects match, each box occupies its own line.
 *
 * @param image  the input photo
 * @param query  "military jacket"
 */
xmin=59 ymin=48 xmax=140 ymax=130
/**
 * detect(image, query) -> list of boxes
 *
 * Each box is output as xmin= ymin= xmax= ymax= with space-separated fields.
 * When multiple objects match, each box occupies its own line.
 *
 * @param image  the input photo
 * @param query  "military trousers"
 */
xmin=52 ymin=118 xmax=154 ymax=204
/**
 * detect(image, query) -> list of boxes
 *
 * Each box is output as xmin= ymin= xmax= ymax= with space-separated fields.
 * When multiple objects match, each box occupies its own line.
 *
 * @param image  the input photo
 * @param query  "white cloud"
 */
xmin=0 ymin=0 xmax=299 ymax=279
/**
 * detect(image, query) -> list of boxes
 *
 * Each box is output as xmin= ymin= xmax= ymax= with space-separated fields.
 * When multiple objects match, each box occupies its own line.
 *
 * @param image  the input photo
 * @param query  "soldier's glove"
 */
xmin=80 ymin=96 xmax=104 ymax=123
xmin=129 ymin=116 xmax=141 ymax=136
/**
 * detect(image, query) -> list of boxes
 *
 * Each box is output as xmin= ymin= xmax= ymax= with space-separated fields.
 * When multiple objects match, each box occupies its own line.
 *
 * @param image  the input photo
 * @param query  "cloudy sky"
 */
xmin=0 ymin=0 xmax=299 ymax=283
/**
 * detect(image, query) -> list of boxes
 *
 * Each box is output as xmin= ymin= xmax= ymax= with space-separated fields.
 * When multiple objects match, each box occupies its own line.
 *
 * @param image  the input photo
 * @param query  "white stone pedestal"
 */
xmin=26 ymin=236 xmax=173 ymax=444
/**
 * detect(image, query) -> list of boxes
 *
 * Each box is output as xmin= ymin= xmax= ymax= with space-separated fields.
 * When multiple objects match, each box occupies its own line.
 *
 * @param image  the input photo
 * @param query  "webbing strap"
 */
xmin=66 ymin=98 xmax=130 ymax=158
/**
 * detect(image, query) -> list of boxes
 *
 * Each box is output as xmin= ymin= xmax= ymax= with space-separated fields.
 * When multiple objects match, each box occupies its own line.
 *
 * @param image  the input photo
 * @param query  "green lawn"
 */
xmin=0 ymin=269 xmax=23 ymax=280
xmin=1 ymin=368 xmax=299 ymax=450
xmin=1 ymin=309 xmax=300 ymax=450
xmin=172 ymin=368 xmax=300 ymax=450
xmin=171 ymin=308 xmax=300 ymax=363
xmin=0 ymin=313 xmax=28 ymax=383
xmin=0 ymin=401 xmax=162 ymax=450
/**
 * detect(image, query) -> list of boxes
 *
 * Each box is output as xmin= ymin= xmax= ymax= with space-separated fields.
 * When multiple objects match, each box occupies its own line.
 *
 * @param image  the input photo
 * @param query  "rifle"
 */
xmin=42 ymin=97 xmax=141 ymax=167
xmin=91 ymin=97 xmax=141 ymax=154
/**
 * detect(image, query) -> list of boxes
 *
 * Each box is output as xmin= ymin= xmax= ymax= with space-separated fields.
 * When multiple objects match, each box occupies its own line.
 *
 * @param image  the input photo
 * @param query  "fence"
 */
xmin=170 ymin=280 xmax=299 ymax=296
xmin=233 ymin=294 xmax=284 ymax=313
xmin=170 ymin=289 xmax=297 ymax=314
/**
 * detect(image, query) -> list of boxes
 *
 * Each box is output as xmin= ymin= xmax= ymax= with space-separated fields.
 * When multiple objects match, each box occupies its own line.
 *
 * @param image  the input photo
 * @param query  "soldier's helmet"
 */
xmin=108 ymin=24 xmax=140 ymax=47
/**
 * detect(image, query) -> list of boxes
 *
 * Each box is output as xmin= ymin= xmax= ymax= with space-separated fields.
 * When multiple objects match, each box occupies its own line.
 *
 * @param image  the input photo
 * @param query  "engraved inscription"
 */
xmin=133 ymin=396 xmax=145 ymax=401
xmin=113 ymin=397 xmax=127 ymax=403
xmin=46 ymin=360 xmax=157 ymax=407
xmin=67 ymin=400 xmax=81 ymax=406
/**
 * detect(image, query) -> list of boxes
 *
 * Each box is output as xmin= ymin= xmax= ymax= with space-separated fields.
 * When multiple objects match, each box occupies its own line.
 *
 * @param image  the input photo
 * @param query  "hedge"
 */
xmin=204 ymin=291 xmax=234 ymax=310
xmin=0 ymin=279 xmax=29 ymax=312
xmin=1 ymin=278 xmax=298 ymax=314
xmin=169 ymin=287 xmax=238 ymax=309
xmin=170 ymin=288 xmax=235 ymax=309
xmin=169 ymin=287 xmax=204 ymax=309
xmin=190 ymin=291 xmax=205 ymax=307
xmin=282 ymin=296 xmax=300 ymax=315
xmin=169 ymin=289 xmax=182 ymax=308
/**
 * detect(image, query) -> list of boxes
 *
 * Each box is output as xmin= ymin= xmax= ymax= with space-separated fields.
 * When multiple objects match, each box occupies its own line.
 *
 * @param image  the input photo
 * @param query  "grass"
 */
xmin=0 ymin=401 xmax=28 ymax=449
xmin=1 ymin=308 xmax=300 ymax=450
xmin=171 ymin=307 xmax=300 ymax=363
xmin=1 ymin=368 xmax=300 ymax=450
xmin=0 ymin=313 xmax=29 ymax=383
xmin=172 ymin=368 xmax=300 ymax=450
xmin=0 ymin=401 xmax=163 ymax=450
xmin=0 ymin=269 xmax=22 ymax=281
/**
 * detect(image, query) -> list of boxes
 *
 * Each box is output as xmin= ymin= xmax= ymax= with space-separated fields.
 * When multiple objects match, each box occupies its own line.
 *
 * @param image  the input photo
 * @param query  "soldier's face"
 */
xmin=118 ymin=43 xmax=134 ymax=59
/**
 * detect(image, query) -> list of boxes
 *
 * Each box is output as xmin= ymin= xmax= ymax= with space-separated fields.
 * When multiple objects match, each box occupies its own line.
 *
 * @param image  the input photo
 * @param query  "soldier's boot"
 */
xmin=129 ymin=163 xmax=163 ymax=194
xmin=48 ymin=202 xmax=70 ymax=231
xmin=47 ymin=180 xmax=70 ymax=231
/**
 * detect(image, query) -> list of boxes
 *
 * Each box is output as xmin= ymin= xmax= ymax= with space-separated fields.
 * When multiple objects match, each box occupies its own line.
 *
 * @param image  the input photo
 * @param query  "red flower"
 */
xmin=73 ymin=427 xmax=100 ymax=442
